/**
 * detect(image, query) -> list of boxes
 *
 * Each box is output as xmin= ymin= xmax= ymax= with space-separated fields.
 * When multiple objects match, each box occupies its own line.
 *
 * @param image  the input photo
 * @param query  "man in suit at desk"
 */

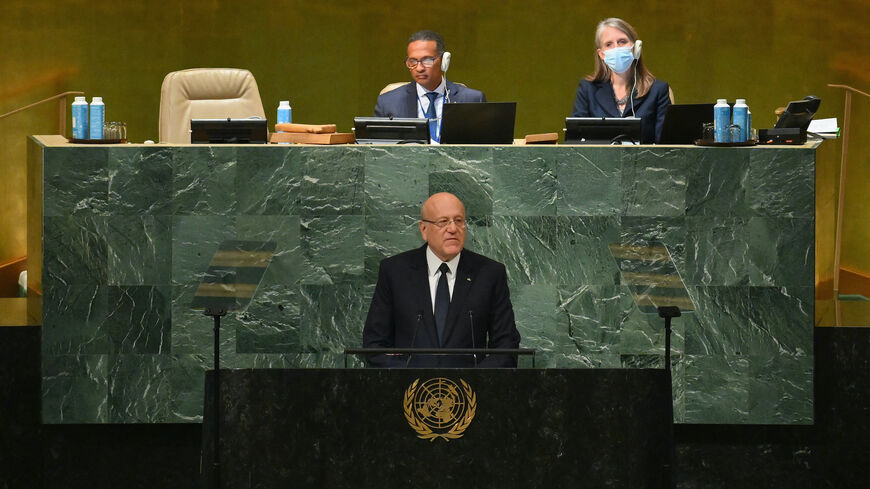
xmin=373 ymin=30 xmax=486 ymax=143
xmin=363 ymin=192 xmax=521 ymax=368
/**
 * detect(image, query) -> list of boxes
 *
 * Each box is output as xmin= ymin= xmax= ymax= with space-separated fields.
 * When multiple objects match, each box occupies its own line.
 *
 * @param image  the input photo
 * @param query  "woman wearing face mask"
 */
xmin=570 ymin=18 xmax=671 ymax=144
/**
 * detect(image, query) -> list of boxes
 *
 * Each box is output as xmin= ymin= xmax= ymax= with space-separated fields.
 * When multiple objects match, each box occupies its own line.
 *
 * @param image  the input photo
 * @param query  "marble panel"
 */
xmin=108 ymin=146 xmax=173 ymax=215
xmin=427 ymin=146 xmax=494 ymax=216
xmin=364 ymin=146 xmax=429 ymax=215
xmin=43 ymin=215 xmax=108 ymax=286
xmin=172 ymin=146 xmax=238 ymax=215
xmin=747 ymin=353 xmax=813 ymax=424
xmin=559 ymin=284 xmax=631 ymax=355
xmin=235 ymin=146 xmax=301 ymax=215
xmin=685 ymin=147 xmax=751 ymax=217
xmin=42 ymin=283 xmax=109 ymax=355
xmin=555 ymin=146 xmax=623 ymax=216
xmin=106 ymin=215 xmax=172 ymax=286
xmin=468 ymin=216 xmax=559 ymax=285
xmin=748 ymin=148 xmax=815 ymax=217
xmin=746 ymin=286 xmax=814 ymax=356
xmin=747 ymin=217 xmax=814 ymax=286
xmin=622 ymin=147 xmax=689 ymax=216
xmin=363 ymin=215 xmax=423 ymax=283
xmin=42 ymin=354 xmax=108 ymax=423
xmin=300 ymin=146 xmax=365 ymax=215
xmin=619 ymin=216 xmax=688 ymax=280
xmin=105 ymin=286 xmax=171 ymax=354
xmin=682 ymin=354 xmax=750 ymax=424
xmin=107 ymin=353 xmax=207 ymax=423
xmin=43 ymin=147 xmax=108 ymax=216
xmin=491 ymin=147 xmax=557 ymax=216
xmin=299 ymin=278 xmax=371 ymax=353
xmin=555 ymin=216 xmax=622 ymax=286
xmin=683 ymin=286 xmax=752 ymax=356
xmin=235 ymin=285 xmax=301 ymax=354
xmin=170 ymin=283 xmax=238 ymax=357
xmin=235 ymin=215 xmax=301 ymax=287
xmin=685 ymin=217 xmax=753 ymax=286
xmin=300 ymin=215 xmax=364 ymax=285
xmin=171 ymin=215 xmax=235 ymax=286
xmin=511 ymin=283 xmax=572 ymax=356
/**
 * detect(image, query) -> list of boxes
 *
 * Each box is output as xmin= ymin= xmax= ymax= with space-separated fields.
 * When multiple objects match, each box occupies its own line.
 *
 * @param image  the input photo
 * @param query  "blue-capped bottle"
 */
xmin=277 ymin=100 xmax=292 ymax=125
xmin=746 ymin=109 xmax=752 ymax=141
xmin=89 ymin=97 xmax=104 ymax=139
xmin=732 ymin=99 xmax=748 ymax=143
xmin=714 ymin=98 xmax=730 ymax=143
xmin=72 ymin=96 xmax=88 ymax=140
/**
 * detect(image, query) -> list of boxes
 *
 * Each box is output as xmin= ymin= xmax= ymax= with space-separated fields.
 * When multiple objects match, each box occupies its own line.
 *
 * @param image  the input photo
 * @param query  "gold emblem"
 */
xmin=403 ymin=377 xmax=477 ymax=441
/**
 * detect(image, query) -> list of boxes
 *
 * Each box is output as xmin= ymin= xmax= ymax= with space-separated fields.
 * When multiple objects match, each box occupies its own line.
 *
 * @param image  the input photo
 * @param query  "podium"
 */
xmin=202 ymin=368 xmax=672 ymax=488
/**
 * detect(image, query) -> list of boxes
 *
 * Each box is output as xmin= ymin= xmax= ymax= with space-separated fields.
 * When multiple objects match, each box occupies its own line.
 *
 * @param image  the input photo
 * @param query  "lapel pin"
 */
xmin=466 ymin=277 xmax=472 ymax=282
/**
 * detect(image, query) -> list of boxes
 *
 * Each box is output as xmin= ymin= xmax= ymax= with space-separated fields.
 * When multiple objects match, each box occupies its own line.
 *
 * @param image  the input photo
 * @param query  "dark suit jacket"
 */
xmin=373 ymin=81 xmax=487 ymax=118
xmin=362 ymin=244 xmax=521 ymax=368
xmin=571 ymin=78 xmax=671 ymax=144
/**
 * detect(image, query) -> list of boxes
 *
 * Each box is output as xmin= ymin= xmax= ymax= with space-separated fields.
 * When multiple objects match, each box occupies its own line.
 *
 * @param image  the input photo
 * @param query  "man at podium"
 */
xmin=363 ymin=193 xmax=521 ymax=367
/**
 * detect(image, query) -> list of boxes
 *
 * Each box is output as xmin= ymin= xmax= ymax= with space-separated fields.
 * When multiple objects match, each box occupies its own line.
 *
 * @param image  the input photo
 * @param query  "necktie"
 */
xmin=425 ymin=91 xmax=439 ymax=143
xmin=434 ymin=262 xmax=450 ymax=345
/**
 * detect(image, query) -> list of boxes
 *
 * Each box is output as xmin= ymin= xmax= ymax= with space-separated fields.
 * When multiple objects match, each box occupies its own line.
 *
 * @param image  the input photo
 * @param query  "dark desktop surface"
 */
xmin=2 ymin=324 xmax=869 ymax=488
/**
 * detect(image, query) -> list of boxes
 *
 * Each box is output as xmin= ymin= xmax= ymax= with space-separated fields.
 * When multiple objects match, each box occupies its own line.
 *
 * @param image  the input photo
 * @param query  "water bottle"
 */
xmin=277 ymin=100 xmax=292 ymax=125
xmin=732 ymin=99 xmax=748 ymax=143
xmin=72 ymin=96 xmax=88 ymax=140
xmin=714 ymin=99 xmax=730 ymax=143
xmin=746 ymin=109 xmax=752 ymax=141
xmin=89 ymin=97 xmax=104 ymax=139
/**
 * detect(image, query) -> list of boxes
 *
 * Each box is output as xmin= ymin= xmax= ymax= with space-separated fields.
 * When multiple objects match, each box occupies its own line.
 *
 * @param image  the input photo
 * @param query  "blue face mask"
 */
xmin=603 ymin=46 xmax=635 ymax=74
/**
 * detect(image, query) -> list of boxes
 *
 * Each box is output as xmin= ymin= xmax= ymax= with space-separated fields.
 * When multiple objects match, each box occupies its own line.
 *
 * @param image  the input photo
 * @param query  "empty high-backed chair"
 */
xmin=159 ymin=68 xmax=266 ymax=144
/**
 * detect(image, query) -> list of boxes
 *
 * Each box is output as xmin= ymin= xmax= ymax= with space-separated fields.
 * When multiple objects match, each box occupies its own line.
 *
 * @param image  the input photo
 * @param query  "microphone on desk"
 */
xmin=405 ymin=312 xmax=424 ymax=368
xmin=468 ymin=310 xmax=478 ymax=367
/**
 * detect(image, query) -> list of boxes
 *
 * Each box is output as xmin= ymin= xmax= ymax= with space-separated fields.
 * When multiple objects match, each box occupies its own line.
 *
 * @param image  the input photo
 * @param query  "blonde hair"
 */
xmin=585 ymin=18 xmax=655 ymax=98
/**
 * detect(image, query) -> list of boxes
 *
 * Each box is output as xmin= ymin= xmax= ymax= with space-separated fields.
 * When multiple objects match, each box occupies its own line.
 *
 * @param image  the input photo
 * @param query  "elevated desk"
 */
xmin=28 ymin=135 xmax=818 ymax=425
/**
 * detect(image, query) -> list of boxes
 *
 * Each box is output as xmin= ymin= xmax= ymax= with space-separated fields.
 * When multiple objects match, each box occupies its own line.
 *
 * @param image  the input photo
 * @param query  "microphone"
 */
xmin=468 ymin=310 xmax=478 ymax=367
xmin=405 ymin=312 xmax=424 ymax=368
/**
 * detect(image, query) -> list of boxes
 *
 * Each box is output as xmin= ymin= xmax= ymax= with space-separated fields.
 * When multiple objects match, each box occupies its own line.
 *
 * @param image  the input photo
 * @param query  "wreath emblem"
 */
xmin=403 ymin=377 xmax=477 ymax=441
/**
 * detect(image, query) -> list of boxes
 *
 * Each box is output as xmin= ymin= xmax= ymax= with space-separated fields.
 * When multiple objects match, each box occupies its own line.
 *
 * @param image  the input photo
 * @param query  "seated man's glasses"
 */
xmin=421 ymin=217 xmax=466 ymax=229
xmin=405 ymin=56 xmax=441 ymax=69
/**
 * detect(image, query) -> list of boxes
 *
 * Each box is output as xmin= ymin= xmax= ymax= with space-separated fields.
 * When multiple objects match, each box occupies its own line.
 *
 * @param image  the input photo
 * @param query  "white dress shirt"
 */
xmin=426 ymin=246 xmax=460 ymax=314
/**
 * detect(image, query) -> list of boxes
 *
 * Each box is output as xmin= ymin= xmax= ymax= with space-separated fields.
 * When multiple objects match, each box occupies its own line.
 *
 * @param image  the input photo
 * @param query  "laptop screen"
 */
xmin=439 ymin=102 xmax=516 ymax=144
xmin=658 ymin=104 xmax=714 ymax=144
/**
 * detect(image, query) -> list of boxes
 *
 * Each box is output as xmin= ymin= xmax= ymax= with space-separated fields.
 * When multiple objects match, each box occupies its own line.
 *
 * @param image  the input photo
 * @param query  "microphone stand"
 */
xmin=658 ymin=306 xmax=680 ymax=489
xmin=204 ymin=306 xmax=227 ymax=489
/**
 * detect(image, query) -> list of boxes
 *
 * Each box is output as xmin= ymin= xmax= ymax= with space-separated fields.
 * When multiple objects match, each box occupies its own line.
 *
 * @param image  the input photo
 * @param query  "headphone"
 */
xmin=632 ymin=40 xmax=643 ymax=59
xmin=441 ymin=51 xmax=451 ymax=71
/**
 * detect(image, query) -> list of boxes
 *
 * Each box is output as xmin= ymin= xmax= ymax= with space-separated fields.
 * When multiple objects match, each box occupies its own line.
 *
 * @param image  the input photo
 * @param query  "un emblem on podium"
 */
xmin=403 ymin=377 xmax=477 ymax=441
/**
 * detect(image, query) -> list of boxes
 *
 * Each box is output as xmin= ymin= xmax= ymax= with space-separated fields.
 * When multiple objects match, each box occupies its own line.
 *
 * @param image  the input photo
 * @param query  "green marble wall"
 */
xmin=33 ymin=141 xmax=815 ymax=424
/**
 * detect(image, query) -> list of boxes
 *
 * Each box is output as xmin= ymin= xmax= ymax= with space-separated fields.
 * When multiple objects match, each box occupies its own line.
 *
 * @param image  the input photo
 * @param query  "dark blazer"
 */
xmin=373 ymin=80 xmax=487 ymax=118
xmin=571 ymin=78 xmax=671 ymax=144
xmin=362 ymin=244 xmax=521 ymax=368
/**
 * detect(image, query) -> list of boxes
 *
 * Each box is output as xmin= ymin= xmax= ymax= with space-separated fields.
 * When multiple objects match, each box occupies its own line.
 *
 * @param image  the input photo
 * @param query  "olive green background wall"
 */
xmin=2 ymin=0 xmax=869 ymax=305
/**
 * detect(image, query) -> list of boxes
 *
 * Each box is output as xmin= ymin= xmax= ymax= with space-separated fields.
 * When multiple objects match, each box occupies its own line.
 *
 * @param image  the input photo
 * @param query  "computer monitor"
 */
xmin=439 ymin=102 xmax=516 ymax=144
xmin=658 ymin=104 xmax=714 ymax=144
xmin=564 ymin=117 xmax=642 ymax=144
xmin=353 ymin=117 xmax=430 ymax=144
xmin=190 ymin=118 xmax=268 ymax=144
